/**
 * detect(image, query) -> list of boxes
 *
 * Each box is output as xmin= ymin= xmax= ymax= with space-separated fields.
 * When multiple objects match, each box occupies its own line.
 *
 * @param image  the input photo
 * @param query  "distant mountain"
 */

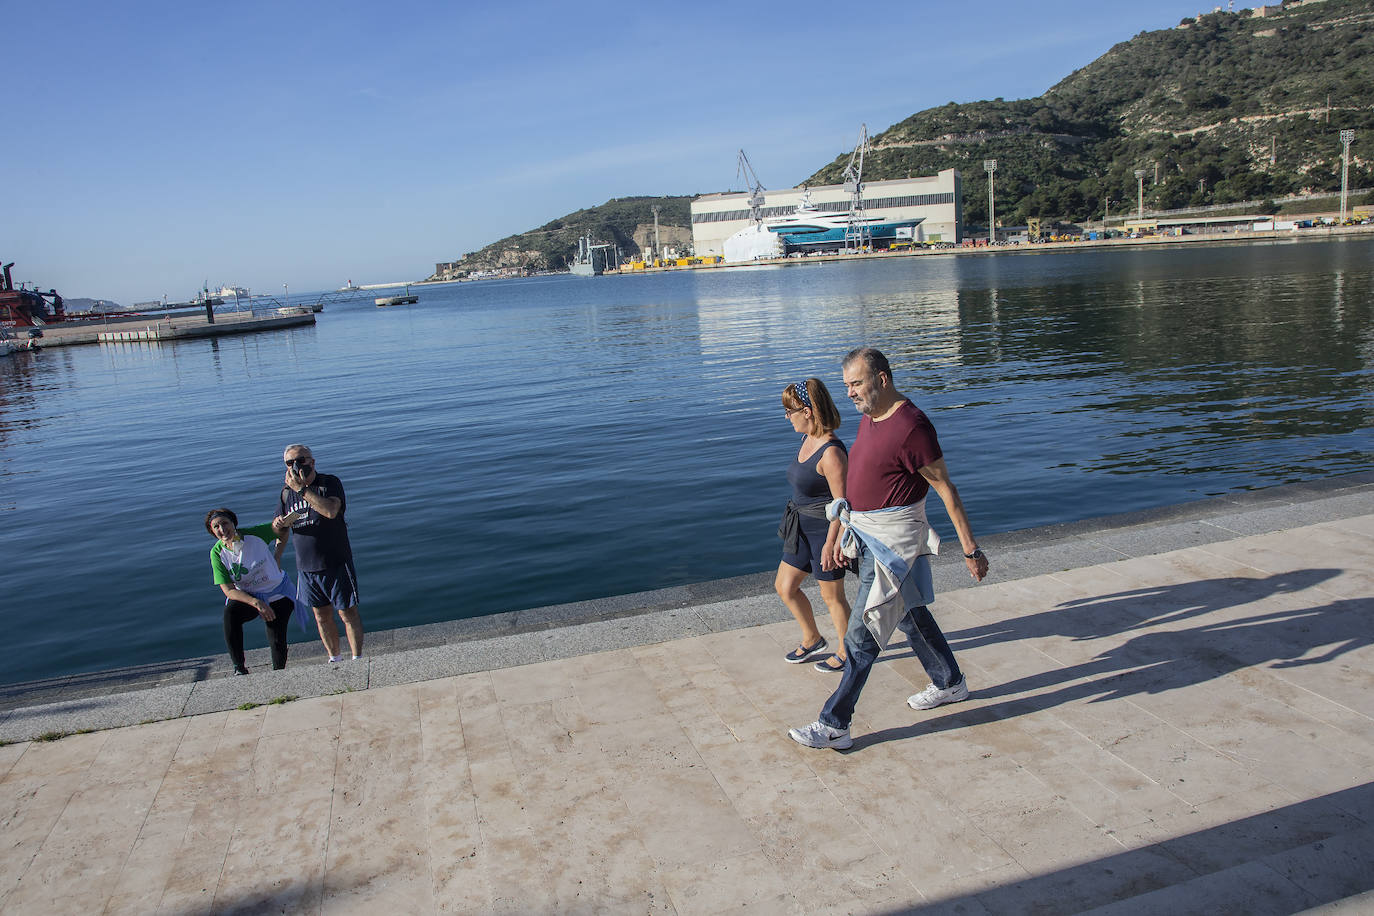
xmin=64 ymin=297 xmax=123 ymax=312
xmin=806 ymin=0 xmax=1373 ymax=226
xmin=435 ymin=0 xmax=1373 ymax=272
xmin=430 ymin=196 xmax=693 ymax=278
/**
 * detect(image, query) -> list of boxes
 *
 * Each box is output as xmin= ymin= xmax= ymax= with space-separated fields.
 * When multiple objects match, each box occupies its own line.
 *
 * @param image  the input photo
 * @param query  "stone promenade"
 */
xmin=1 ymin=477 xmax=1371 ymax=914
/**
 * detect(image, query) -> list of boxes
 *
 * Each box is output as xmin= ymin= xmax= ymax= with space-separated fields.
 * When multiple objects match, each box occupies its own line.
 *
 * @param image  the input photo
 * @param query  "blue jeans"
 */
xmin=819 ymin=543 xmax=962 ymax=730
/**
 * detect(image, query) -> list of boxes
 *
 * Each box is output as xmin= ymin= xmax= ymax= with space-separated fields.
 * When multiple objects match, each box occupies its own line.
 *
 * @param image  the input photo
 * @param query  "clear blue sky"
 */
xmin=5 ymin=1 xmax=1247 ymax=304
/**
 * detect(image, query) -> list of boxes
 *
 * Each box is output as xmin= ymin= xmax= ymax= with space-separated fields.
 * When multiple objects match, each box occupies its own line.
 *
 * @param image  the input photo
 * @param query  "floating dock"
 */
xmin=27 ymin=307 xmax=317 ymax=348
xmin=375 ymin=284 xmax=419 ymax=307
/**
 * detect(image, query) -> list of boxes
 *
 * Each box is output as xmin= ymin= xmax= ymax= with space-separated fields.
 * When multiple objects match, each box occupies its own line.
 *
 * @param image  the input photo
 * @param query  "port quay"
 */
xmin=505 ymin=210 xmax=1374 ymax=282
xmin=0 ymin=475 xmax=1371 ymax=912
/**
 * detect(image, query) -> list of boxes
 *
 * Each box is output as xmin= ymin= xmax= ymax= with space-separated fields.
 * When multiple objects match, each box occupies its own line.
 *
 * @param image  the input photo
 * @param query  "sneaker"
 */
xmin=328 ymin=654 xmax=346 ymax=664
xmin=233 ymin=666 xmax=249 ymax=676
xmin=788 ymin=720 xmax=853 ymax=750
xmin=785 ymin=637 xmax=827 ymax=663
xmin=907 ymin=679 xmax=970 ymax=710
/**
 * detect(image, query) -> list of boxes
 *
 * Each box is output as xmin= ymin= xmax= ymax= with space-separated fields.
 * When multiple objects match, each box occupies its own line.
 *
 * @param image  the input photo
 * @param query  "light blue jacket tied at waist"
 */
xmin=827 ymin=497 xmax=941 ymax=647
xmin=237 ymin=572 xmax=314 ymax=636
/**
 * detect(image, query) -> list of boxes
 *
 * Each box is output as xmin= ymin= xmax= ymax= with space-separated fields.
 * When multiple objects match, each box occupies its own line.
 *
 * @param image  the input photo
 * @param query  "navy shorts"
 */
xmin=781 ymin=518 xmax=845 ymax=582
xmin=298 ymin=561 xmax=360 ymax=610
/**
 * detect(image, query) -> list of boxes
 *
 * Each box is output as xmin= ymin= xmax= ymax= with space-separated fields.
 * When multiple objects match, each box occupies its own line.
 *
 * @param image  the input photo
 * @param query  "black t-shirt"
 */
xmin=279 ymin=472 xmax=352 ymax=571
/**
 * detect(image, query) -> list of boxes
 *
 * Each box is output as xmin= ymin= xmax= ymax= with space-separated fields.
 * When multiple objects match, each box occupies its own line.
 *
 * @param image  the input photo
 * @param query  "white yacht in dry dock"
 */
xmin=763 ymin=189 xmax=924 ymax=252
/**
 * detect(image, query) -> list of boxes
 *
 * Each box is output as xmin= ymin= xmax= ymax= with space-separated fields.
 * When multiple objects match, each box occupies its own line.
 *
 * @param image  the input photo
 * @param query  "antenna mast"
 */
xmin=843 ymin=124 xmax=871 ymax=252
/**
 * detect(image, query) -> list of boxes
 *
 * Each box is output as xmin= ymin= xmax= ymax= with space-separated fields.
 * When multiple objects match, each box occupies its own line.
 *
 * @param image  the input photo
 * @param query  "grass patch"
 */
xmin=26 ymin=727 xmax=96 ymax=743
xmin=237 ymin=694 xmax=299 ymax=712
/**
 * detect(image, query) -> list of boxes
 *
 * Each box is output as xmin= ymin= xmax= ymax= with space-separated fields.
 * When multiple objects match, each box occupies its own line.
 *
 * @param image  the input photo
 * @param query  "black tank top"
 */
xmin=787 ymin=439 xmax=845 ymax=504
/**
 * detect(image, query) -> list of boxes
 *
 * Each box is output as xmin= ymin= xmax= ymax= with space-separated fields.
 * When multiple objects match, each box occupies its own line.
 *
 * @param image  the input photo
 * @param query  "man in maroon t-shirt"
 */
xmin=790 ymin=347 xmax=990 ymax=750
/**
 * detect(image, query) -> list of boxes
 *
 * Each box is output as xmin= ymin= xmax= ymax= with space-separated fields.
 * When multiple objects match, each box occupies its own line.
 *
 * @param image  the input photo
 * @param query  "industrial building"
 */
xmin=690 ymin=168 xmax=962 ymax=258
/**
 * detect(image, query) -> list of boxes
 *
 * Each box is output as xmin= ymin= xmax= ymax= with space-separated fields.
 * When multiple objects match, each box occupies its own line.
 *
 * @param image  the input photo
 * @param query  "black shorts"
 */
xmin=781 ymin=518 xmax=845 ymax=581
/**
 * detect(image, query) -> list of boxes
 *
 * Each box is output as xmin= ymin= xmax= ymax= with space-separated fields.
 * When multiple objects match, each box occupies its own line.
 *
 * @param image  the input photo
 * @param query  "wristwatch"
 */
xmin=964 ymin=548 xmax=985 ymax=560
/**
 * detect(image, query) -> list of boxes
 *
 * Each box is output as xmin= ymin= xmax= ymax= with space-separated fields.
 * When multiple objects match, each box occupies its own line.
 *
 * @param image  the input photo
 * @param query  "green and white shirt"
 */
xmin=210 ymin=523 xmax=290 ymax=600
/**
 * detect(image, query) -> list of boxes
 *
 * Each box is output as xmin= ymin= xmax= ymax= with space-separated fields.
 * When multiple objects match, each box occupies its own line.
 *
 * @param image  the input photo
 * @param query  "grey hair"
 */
xmin=842 ymin=347 xmax=892 ymax=381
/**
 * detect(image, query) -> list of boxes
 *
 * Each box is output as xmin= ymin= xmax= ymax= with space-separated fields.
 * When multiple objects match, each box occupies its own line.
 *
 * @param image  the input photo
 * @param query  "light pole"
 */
xmin=1134 ymin=170 xmax=1147 ymax=220
xmin=1339 ymin=130 xmax=1356 ymax=223
xmin=652 ymin=205 xmax=661 ymax=263
xmin=983 ymin=159 xmax=997 ymax=243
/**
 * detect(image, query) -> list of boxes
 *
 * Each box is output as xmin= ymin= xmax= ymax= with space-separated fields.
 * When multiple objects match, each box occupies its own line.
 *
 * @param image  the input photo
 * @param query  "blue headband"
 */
xmin=793 ymin=381 xmax=812 ymax=409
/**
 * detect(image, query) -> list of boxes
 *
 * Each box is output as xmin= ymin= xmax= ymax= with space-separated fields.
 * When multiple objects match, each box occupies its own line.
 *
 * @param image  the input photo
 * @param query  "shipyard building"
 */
xmin=690 ymin=168 xmax=962 ymax=258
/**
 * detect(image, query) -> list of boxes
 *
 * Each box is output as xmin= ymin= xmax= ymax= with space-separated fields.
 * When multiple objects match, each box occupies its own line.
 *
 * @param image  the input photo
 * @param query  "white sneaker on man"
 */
xmin=788 ymin=720 xmax=853 ymax=750
xmin=907 ymin=679 xmax=970 ymax=710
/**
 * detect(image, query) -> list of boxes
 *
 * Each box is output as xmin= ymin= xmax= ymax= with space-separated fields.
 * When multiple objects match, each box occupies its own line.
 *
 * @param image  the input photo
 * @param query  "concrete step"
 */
xmin=1078 ymin=824 xmax=1374 ymax=916
xmin=1294 ymin=889 xmax=1374 ymax=914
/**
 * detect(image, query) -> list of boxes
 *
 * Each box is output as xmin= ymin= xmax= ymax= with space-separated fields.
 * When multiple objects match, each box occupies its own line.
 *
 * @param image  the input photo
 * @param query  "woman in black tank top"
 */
xmin=775 ymin=378 xmax=853 ymax=672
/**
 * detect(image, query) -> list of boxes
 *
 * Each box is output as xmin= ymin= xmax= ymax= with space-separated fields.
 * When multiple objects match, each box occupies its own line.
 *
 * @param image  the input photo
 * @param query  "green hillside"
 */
xmin=436 ymin=0 xmax=1372 ymax=275
xmin=807 ymin=0 xmax=1373 ymax=226
xmin=431 ymin=196 xmax=692 ymax=278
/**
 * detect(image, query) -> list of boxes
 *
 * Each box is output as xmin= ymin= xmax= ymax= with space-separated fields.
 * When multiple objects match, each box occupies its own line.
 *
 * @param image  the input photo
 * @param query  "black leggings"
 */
xmin=223 ymin=597 xmax=294 ymax=671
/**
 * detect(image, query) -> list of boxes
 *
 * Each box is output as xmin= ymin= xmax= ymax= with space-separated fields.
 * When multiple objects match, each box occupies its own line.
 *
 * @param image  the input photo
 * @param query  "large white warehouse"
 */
xmin=690 ymin=168 xmax=962 ymax=258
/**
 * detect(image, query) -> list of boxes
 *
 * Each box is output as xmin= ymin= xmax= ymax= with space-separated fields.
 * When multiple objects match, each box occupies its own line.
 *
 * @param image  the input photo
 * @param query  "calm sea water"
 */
xmin=2 ymin=239 xmax=1371 ymax=684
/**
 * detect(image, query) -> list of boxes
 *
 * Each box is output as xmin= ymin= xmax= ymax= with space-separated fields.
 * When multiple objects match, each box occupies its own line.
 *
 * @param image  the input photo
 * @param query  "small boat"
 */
xmin=375 ymin=285 xmax=418 ymax=307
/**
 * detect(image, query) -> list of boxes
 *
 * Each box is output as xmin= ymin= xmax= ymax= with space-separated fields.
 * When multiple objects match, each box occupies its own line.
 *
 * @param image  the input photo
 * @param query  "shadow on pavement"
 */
xmin=860 ymin=569 xmax=1365 ymax=747
xmin=878 ymin=782 xmax=1374 ymax=914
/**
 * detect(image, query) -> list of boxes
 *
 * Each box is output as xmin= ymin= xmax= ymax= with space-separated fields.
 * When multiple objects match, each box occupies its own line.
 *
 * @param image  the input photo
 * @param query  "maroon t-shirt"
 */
xmin=846 ymin=401 xmax=944 ymax=511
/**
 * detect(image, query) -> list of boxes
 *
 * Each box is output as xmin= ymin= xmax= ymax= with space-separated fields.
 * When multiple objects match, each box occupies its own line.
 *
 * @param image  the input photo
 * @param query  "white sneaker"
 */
xmin=328 ymin=654 xmax=346 ymax=663
xmin=907 ymin=679 xmax=970 ymax=710
xmin=788 ymin=720 xmax=853 ymax=750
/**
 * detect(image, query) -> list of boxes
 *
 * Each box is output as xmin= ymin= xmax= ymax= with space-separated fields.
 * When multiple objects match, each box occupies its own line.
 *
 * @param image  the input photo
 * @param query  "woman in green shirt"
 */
xmin=206 ymin=508 xmax=297 ymax=675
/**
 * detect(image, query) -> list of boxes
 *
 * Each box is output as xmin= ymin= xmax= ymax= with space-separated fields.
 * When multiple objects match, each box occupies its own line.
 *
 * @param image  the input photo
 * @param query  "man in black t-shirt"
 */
xmin=273 ymin=444 xmax=363 ymax=662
